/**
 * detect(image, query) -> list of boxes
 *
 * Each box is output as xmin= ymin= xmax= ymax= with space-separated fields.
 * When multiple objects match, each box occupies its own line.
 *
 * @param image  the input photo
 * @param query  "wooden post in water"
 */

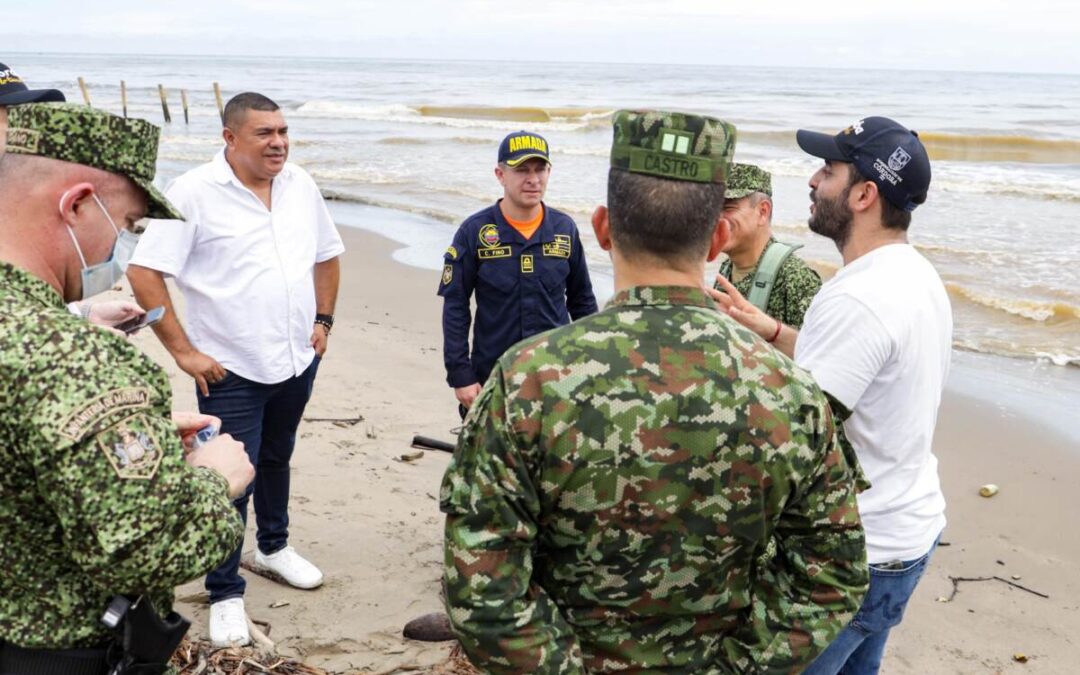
xmin=212 ymin=82 xmax=224 ymax=125
xmin=158 ymin=84 xmax=171 ymax=123
xmin=120 ymin=80 xmax=128 ymax=118
xmin=77 ymin=77 xmax=92 ymax=106
xmin=180 ymin=89 xmax=189 ymax=124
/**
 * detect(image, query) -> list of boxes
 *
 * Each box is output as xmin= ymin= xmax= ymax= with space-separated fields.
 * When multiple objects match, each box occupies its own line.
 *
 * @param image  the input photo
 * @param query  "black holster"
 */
xmin=101 ymin=596 xmax=190 ymax=675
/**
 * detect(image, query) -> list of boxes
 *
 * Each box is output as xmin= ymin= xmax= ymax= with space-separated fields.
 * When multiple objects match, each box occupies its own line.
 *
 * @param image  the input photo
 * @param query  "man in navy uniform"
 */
xmin=438 ymin=131 xmax=597 ymax=416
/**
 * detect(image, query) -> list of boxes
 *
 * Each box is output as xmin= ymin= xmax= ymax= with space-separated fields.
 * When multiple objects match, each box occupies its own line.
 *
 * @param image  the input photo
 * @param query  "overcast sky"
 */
xmin=3 ymin=0 xmax=1078 ymax=75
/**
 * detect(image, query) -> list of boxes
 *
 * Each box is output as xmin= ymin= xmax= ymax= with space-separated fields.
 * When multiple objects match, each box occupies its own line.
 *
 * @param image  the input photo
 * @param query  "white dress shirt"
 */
xmin=130 ymin=149 xmax=345 ymax=384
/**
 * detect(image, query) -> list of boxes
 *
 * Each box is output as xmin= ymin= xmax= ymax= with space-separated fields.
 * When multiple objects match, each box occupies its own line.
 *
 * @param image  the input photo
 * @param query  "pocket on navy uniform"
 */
xmin=540 ymin=262 xmax=569 ymax=295
xmin=477 ymin=259 xmax=519 ymax=292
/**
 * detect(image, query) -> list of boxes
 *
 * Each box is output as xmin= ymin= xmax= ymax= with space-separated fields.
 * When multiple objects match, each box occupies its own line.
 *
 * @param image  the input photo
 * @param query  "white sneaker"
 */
xmin=253 ymin=546 xmax=324 ymax=589
xmin=209 ymin=597 xmax=250 ymax=648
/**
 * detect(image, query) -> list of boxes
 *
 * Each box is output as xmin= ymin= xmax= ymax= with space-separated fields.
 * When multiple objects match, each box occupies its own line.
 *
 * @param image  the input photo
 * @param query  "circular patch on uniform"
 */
xmin=478 ymin=224 xmax=500 ymax=248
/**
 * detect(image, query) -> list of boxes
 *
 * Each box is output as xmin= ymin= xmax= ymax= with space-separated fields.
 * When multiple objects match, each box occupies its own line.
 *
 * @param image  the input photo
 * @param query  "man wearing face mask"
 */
xmin=0 ymin=104 xmax=254 ymax=672
xmin=0 ymin=61 xmax=145 ymax=335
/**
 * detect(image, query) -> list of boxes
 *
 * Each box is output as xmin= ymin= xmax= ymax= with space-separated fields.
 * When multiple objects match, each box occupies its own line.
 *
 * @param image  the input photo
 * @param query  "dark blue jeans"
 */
xmin=198 ymin=356 xmax=320 ymax=603
xmin=803 ymin=535 xmax=941 ymax=675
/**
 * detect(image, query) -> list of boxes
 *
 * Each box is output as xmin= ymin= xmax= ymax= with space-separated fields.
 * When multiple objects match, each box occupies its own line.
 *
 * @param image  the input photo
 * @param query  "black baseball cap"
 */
xmin=797 ymin=116 xmax=930 ymax=212
xmin=0 ymin=63 xmax=65 ymax=106
xmin=498 ymin=130 xmax=551 ymax=167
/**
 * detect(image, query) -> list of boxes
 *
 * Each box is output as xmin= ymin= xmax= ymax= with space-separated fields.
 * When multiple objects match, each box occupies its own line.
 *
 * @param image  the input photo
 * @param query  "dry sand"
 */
xmin=125 ymin=226 xmax=1078 ymax=674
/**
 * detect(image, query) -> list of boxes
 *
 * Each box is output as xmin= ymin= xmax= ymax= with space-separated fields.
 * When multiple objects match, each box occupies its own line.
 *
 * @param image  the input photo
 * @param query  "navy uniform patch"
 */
xmin=442 ymin=264 xmax=453 ymax=285
xmin=479 ymin=224 xmax=500 ymax=248
xmin=478 ymin=246 xmax=512 ymax=260
xmin=98 ymin=420 xmax=163 ymax=480
xmin=446 ymin=245 xmax=458 ymax=260
xmin=521 ymin=255 xmax=534 ymax=273
xmin=543 ymin=234 xmax=572 ymax=259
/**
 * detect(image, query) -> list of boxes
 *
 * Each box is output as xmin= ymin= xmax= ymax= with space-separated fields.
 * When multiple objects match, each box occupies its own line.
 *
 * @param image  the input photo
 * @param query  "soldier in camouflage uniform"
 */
xmin=0 ymin=103 xmax=253 ymax=673
xmin=714 ymin=163 xmax=822 ymax=329
xmin=440 ymin=110 xmax=868 ymax=674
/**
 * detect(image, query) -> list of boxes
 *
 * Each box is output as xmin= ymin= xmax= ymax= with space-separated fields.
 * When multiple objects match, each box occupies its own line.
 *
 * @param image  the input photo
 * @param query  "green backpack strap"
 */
xmin=746 ymin=241 xmax=802 ymax=313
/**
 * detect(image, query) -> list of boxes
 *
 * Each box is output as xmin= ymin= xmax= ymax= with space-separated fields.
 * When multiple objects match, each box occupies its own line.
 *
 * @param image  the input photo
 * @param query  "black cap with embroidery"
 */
xmin=0 ymin=63 xmax=65 ymax=106
xmin=797 ymin=116 xmax=931 ymax=212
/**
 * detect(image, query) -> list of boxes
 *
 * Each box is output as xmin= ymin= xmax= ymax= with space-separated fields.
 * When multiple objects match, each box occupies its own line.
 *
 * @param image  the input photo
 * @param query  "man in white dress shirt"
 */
xmin=712 ymin=116 xmax=951 ymax=675
xmin=128 ymin=92 xmax=344 ymax=648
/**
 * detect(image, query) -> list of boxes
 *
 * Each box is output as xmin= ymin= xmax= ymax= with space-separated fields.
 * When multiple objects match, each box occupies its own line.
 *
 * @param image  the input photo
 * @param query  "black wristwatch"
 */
xmin=314 ymin=313 xmax=334 ymax=334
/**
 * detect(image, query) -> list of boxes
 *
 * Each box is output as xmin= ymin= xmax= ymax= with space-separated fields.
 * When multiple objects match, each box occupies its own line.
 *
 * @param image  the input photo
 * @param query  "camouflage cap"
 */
xmin=725 ymin=163 xmax=772 ymax=199
xmin=610 ymin=110 xmax=736 ymax=184
xmin=4 ymin=103 xmax=182 ymax=220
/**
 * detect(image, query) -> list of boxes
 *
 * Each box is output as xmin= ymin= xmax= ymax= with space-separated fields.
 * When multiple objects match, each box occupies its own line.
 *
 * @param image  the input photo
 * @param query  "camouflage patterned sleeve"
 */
xmin=723 ymin=399 xmax=868 ymax=673
xmin=773 ymin=258 xmax=823 ymax=329
xmin=440 ymin=366 xmax=586 ymax=674
xmin=16 ymin=330 xmax=243 ymax=594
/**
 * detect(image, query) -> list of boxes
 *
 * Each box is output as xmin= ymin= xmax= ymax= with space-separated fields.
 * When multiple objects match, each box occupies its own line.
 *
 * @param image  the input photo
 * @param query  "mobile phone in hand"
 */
xmin=117 ymin=306 xmax=166 ymax=335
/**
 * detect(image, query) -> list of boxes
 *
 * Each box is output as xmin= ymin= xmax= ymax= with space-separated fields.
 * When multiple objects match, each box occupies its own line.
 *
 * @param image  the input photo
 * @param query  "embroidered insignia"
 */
xmin=478 ymin=224 xmax=500 ymax=248
xmin=445 ymin=245 xmax=458 ymax=260
xmin=477 ymin=246 xmax=512 ymax=260
xmin=442 ymin=263 xmax=453 ymax=285
xmin=542 ymin=234 xmax=572 ymax=259
xmin=98 ymin=421 xmax=163 ymax=480
xmin=60 ymin=387 xmax=154 ymax=440
xmin=521 ymin=255 xmax=534 ymax=273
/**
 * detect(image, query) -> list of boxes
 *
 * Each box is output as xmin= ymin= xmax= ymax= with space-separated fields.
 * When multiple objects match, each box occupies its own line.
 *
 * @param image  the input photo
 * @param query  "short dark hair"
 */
xmin=223 ymin=92 xmax=280 ymax=129
xmin=848 ymin=164 xmax=911 ymax=231
xmin=607 ymin=168 xmax=726 ymax=265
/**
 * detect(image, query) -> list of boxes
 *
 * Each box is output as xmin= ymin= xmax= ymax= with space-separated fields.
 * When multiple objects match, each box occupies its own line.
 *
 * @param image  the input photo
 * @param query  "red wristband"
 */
xmin=767 ymin=319 xmax=782 ymax=343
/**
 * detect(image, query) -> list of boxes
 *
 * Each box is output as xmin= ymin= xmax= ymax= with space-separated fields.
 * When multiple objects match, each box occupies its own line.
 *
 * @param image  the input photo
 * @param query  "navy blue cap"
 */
xmin=0 ymin=63 xmax=65 ymax=106
xmin=797 ymin=116 xmax=930 ymax=212
xmin=497 ymin=130 xmax=551 ymax=167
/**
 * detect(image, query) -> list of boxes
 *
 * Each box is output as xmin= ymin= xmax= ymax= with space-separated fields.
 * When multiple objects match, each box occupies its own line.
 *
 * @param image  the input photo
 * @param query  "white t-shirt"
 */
xmin=795 ymin=243 xmax=952 ymax=563
xmin=130 ymin=150 xmax=345 ymax=384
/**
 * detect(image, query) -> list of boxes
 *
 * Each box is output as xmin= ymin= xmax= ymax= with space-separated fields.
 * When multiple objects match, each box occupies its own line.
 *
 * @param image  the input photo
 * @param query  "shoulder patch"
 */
xmin=445 ymin=245 xmax=458 ymax=260
xmin=60 ymin=387 xmax=154 ymax=440
xmin=97 ymin=421 xmax=163 ymax=480
xmin=442 ymin=263 xmax=453 ymax=285
xmin=478 ymin=224 xmax=500 ymax=248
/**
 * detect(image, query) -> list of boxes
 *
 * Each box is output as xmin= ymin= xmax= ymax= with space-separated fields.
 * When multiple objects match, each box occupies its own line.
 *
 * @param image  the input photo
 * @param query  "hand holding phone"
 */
xmin=116 ymin=306 xmax=166 ymax=335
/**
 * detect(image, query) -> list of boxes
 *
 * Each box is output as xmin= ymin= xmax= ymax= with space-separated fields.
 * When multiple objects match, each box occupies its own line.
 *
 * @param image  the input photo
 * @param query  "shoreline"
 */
xmin=125 ymin=224 xmax=1078 ymax=673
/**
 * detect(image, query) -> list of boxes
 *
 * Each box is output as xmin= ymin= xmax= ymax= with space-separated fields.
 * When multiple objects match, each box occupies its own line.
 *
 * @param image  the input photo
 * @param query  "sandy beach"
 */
xmin=123 ymin=225 xmax=1079 ymax=674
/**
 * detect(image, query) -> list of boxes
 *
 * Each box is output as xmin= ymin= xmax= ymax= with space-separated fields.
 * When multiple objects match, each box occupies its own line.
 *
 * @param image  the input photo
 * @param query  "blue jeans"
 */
xmin=803 ymin=536 xmax=940 ymax=675
xmin=198 ymin=356 xmax=320 ymax=603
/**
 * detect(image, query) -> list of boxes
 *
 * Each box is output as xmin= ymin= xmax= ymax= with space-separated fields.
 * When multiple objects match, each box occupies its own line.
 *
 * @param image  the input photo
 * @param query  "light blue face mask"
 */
xmin=64 ymin=193 xmax=140 ymax=300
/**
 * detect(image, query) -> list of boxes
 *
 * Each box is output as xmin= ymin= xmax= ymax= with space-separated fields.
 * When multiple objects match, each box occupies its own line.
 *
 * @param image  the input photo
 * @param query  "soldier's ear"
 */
xmin=591 ymin=206 xmax=612 ymax=251
xmin=58 ymin=183 xmax=97 ymax=226
xmin=758 ymin=197 xmax=773 ymax=226
xmin=707 ymin=215 xmax=730 ymax=262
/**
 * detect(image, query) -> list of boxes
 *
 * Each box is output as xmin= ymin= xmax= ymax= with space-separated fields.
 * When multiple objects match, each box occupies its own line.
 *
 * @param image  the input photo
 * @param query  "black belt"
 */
xmin=0 ymin=642 xmax=110 ymax=675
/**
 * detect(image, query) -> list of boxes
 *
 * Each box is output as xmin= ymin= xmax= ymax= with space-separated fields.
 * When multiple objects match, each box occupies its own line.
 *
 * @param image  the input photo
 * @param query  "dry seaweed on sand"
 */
xmin=171 ymin=639 xmax=480 ymax=675
xmin=170 ymin=637 xmax=329 ymax=674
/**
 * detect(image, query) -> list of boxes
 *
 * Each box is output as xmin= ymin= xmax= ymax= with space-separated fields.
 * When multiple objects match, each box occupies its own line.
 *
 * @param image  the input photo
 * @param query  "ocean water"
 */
xmin=19 ymin=53 xmax=1080 ymax=368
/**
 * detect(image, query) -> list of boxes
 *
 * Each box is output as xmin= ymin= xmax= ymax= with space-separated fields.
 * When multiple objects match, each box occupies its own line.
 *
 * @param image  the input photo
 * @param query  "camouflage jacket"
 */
xmin=441 ymin=286 xmax=867 ymax=674
xmin=0 ymin=262 xmax=243 ymax=649
xmin=715 ymin=238 xmax=822 ymax=328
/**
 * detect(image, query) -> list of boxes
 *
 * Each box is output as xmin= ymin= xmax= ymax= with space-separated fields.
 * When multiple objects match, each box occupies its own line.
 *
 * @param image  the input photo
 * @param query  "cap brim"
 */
xmin=724 ymin=188 xmax=755 ymax=200
xmin=133 ymin=178 xmax=185 ymax=221
xmin=796 ymin=129 xmax=848 ymax=161
xmin=0 ymin=89 xmax=66 ymax=106
xmin=504 ymin=153 xmax=551 ymax=167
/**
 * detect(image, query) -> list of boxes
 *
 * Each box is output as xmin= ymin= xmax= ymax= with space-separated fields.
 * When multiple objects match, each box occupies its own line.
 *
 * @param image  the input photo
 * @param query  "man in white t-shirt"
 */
xmin=712 ymin=116 xmax=951 ymax=675
xmin=127 ymin=92 xmax=345 ymax=648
